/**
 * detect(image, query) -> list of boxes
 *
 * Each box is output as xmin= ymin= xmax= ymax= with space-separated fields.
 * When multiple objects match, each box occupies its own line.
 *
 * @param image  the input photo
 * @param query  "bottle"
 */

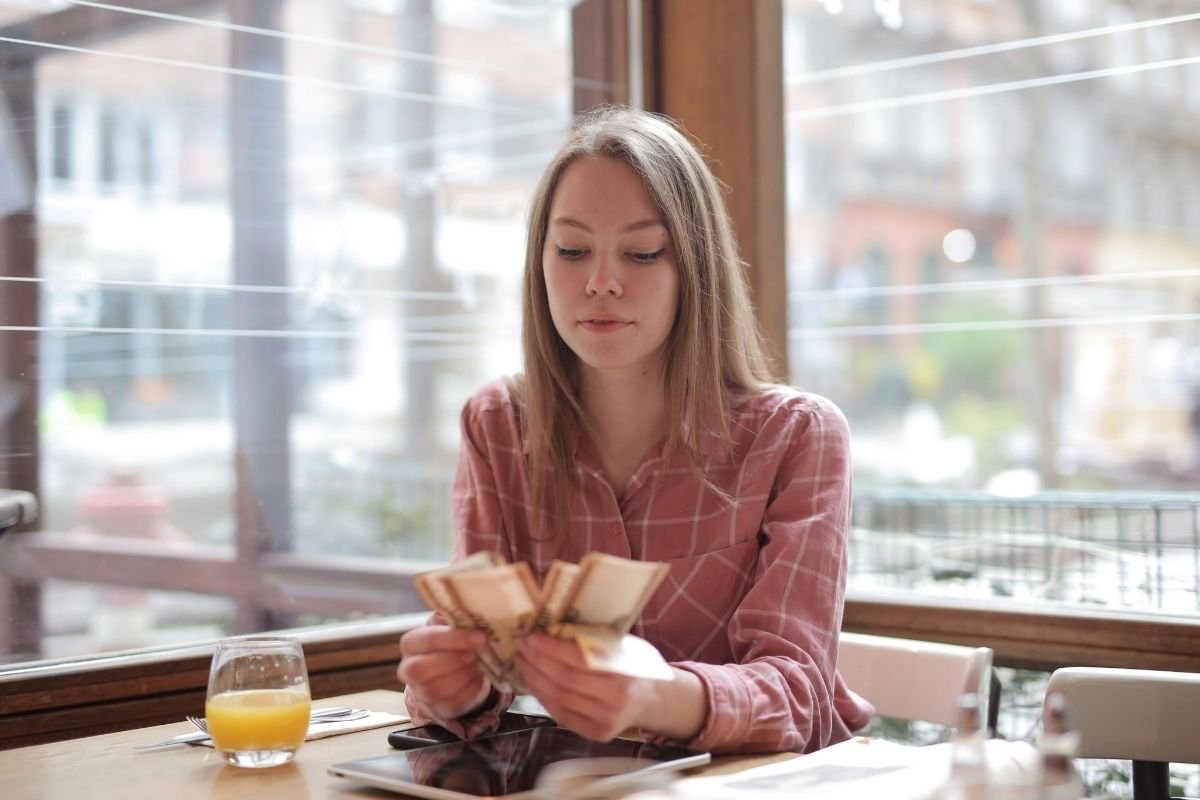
xmin=1037 ymin=693 xmax=1082 ymax=800
xmin=941 ymin=693 xmax=989 ymax=800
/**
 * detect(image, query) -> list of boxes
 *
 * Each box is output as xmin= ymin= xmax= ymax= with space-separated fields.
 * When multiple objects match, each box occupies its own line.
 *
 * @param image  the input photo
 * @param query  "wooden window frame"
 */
xmin=645 ymin=0 xmax=789 ymax=378
xmin=0 ymin=615 xmax=420 ymax=748
xmin=843 ymin=595 xmax=1200 ymax=674
xmin=6 ymin=591 xmax=1199 ymax=748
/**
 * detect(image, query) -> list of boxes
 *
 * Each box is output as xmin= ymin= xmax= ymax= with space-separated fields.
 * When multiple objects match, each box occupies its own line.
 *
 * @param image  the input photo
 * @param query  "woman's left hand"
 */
xmin=516 ymin=633 xmax=654 ymax=742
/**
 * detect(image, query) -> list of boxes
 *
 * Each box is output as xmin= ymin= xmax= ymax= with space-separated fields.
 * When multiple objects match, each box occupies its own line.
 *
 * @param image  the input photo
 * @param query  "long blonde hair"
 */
xmin=519 ymin=107 xmax=775 ymax=540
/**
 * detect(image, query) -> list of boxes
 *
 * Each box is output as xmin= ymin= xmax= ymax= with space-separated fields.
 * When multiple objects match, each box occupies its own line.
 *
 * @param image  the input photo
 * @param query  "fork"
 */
xmin=186 ymin=706 xmax=368 ymax=733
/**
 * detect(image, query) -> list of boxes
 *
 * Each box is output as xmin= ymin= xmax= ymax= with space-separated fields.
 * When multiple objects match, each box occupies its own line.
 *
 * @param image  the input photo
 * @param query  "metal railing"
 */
xmin=849 ymin=488 xmax=1200 ymax=614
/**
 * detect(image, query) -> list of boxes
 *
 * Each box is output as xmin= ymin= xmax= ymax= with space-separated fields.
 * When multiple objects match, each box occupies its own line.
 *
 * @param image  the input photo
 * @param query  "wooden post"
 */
xmin=0 ymin=45 xmax=43 ymax=657
xmin=643 ymin=0 xmax=788 ymax=378
xmin=571 ymin=0 xmax=630 ymax=113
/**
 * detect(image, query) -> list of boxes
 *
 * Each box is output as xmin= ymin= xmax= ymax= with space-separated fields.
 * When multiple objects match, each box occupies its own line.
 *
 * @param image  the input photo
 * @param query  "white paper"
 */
xmin=679 ymin=738 xmax=952 ymax=800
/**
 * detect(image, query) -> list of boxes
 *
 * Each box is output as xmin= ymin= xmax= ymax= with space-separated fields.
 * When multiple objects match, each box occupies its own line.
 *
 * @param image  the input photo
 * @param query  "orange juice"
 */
xmin=205 ymin=688 xmax=311 ymax=751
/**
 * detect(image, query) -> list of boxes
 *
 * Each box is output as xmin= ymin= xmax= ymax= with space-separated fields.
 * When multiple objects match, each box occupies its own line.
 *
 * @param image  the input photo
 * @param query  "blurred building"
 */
xmin=784 ymin=0 xmax=1200 ymax=487
xmin=12 ymin=0 xmax=571 ymax=545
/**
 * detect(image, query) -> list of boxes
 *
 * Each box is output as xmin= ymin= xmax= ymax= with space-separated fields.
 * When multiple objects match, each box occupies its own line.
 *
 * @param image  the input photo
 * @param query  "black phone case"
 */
xmin=387 ymin=713 xmax=554 ymax=751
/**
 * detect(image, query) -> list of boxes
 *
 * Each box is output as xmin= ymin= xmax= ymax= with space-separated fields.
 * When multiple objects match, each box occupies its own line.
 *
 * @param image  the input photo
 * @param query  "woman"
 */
xmin=398 ymin=107 xmax=872 ymax=754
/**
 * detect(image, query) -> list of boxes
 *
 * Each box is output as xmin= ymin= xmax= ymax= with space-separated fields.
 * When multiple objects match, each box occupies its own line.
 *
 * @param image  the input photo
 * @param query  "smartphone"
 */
xmin=387 ymin=712 xmax=556 ymax=751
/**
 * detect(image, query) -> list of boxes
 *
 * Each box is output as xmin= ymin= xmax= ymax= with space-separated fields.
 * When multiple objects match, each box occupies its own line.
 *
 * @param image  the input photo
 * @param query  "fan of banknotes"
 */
xmin=414 ymin=551 xmax=675 ymax=693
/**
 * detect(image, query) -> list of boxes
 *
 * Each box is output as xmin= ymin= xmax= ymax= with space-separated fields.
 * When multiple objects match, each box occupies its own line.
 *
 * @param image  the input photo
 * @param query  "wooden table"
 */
xmin=0 ymin=690 xmax=796 ymax=799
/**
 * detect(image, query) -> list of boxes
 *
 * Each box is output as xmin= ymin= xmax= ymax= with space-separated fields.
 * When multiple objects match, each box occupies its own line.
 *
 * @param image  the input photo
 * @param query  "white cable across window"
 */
xmin=56 ymin=0 xmax=608 ymax=90
xmin=786 ymin=11 xmax=1200 ymax=85
xmin=789 ymin=54 xmax=1200 ymax=120
xmin=0 ymin=275 xmax=463 ymax=302
xmin=53 ymin=344 xmax=505 ymax=378
xmin=788 ymin=269 xmax=1200 ymax=301
xmin=0 ymin=324 xmax=503 ymax=343
xmin=305 ymin=117 xmax=565 ymax=175
xmin=0 ymin=34 xmax=543 ymax=117
xmin=789 ymin=311 xmax=1200 ymax=340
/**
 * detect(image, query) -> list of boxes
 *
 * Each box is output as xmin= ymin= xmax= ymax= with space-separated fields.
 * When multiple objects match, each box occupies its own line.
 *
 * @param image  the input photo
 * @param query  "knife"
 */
xmin=132 ymin=729 xmax=212 ymax=751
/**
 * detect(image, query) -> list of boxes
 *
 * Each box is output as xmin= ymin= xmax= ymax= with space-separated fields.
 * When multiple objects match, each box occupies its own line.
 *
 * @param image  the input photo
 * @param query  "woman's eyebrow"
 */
xmin=550 ymin=217 xmax=666 ymax=234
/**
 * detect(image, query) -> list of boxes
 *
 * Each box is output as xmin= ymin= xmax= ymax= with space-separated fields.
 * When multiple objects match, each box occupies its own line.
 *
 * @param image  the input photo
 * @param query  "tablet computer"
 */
xmin=327 ymin=725 xmax=710 ymax=799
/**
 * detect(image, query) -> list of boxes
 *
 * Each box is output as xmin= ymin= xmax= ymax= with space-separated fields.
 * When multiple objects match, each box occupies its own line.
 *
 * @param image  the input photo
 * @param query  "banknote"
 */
xmin=532 ymin=559 xmax=580 ymax=633
xmin=412 ymin=551 xmax=672 ymax=690
xmin=413 ymin=551 xmax=511 ymax=686
xmin=549 ymin=553 xmax=667 ymax=636
xmin=442 ymin=561 xmax=540 ymax=690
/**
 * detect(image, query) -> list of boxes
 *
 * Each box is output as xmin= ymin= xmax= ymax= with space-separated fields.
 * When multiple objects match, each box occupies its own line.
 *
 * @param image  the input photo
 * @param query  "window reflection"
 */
xmin=0 ymin=0 xmax=590 ymax=665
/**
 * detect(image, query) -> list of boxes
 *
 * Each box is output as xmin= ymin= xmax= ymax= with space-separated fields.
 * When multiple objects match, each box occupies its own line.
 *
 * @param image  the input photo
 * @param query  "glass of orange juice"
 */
xmin=205 ymin=636 xmax=312 ymax=768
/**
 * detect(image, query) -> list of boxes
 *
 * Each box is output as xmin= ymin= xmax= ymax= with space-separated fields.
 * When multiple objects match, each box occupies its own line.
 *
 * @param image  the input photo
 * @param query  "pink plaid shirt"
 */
xmin=405 ymin=378 xmax=873 ymax=754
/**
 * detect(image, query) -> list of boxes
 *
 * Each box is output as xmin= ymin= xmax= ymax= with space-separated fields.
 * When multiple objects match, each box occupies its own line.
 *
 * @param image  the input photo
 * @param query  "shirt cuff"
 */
xmin=644 ymin=661 xmax=752 ymax=754
xmin=403 ymin=684 xmax=516 ymax=740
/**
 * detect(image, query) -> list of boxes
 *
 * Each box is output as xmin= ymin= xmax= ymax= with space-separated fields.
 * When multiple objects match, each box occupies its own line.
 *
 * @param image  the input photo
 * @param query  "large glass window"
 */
xmin=783 ymin=1 xmax=1200 ymax=616
xmin=0 ymin=0 xmax=604 ymax=666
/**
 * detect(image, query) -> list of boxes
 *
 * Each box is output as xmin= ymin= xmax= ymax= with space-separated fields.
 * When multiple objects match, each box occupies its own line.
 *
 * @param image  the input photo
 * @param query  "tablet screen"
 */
xmin=328 ymin=726 xmax=709 ymax=799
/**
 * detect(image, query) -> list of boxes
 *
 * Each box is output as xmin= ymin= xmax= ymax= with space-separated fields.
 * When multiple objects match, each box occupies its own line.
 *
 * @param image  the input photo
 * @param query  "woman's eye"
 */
xmin=630 ymin=248 xmax=665 ymax=264
xmin=556 ymin=246 xmax=585 ymax=260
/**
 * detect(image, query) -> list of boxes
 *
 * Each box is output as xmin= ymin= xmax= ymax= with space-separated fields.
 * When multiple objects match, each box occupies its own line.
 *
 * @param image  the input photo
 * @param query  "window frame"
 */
xmin=0 ymin=615 xmax=423 ymax=748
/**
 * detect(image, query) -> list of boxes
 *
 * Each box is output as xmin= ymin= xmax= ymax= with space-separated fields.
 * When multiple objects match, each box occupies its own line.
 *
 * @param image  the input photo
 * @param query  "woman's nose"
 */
xmin=585 ymin=258 xmax=622 ymax=297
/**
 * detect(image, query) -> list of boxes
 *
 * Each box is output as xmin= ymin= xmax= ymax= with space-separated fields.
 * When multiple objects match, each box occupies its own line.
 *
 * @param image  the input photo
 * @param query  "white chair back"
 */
xmin=1045 ymin=667 xmax=1200 ymax=764
xmin=838 ymin=631 xmax=993 ymax=729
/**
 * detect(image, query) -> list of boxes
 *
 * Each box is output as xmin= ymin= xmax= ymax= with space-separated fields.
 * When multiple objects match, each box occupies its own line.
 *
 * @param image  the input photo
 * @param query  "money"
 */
xmin=413 ymin=552 xmax=672 ymax=691
xmin=413 ymin=551 xmax=511 ymax=686
xmin=574 ymin=627 xmax=676 ymax=681
xmin=550 ymin=554 xmax=670 ymax=636
xmin=443 ymin=561 xmax=540 ymax=688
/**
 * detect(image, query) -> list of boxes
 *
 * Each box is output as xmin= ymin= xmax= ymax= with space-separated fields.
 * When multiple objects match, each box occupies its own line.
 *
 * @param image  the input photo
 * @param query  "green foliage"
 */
xmin=858 ymin=715 xmax=947 ymax=746
xmin=919 ymin=302 xmax=1025 ymax=399
xmin=292 ymin=457 xmax=455 ymax=560
xmin=846 ymin=345 xmax=913 ymax=416
xmin=930 ymin=560 xmax=978 ymax=582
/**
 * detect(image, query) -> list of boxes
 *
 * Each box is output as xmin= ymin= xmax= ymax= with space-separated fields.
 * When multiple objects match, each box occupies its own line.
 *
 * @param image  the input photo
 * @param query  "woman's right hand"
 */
xmin=398 ymin=625 xmax=491 ymax=720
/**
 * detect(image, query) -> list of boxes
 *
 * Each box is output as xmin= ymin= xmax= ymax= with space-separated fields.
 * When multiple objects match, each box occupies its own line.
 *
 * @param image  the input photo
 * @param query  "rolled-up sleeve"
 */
xmin=666 ymin=397 xmax=873 ymax=754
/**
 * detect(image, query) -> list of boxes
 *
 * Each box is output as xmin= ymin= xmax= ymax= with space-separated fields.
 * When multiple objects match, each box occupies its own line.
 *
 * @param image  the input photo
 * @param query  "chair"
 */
xmin=0 ymin=489 xmax=37 ymax=537
xmin=838 ymin=631 xmax=998 ymax=731
xmin=1045 ymin=667 xmax=1200 ymax=800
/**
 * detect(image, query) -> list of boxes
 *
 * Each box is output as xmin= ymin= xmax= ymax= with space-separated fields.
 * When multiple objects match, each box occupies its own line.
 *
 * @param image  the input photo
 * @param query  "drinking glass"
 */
xmin=205 ymin=636 xmax=312 ymax=768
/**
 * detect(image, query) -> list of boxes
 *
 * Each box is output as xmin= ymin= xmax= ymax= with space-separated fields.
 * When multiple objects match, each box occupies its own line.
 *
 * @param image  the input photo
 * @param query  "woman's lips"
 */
xmin=579 ymin=318 xmax=631 ymax=333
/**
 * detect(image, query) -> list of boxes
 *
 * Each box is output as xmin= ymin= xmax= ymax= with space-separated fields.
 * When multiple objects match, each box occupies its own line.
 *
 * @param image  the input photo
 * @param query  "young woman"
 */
xmin=398 ymin=107 xmax=872 ymax=754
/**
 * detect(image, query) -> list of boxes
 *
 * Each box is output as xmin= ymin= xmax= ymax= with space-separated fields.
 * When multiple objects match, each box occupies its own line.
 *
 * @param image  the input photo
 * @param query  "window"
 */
xmin=783 ymin=0 xmax=1200 ymax=620
xmin=2 ymin=0 xmax=1195 ymax=757
xmin=0 ymin=0 xmax=604 ymax=670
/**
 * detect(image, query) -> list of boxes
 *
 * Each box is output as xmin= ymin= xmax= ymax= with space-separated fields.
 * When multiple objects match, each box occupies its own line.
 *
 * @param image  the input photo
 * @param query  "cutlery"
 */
xmin=185 ymin=706 xmax=364 ymax=733
xmin=134 ymin=706 xmax=370 ymax=751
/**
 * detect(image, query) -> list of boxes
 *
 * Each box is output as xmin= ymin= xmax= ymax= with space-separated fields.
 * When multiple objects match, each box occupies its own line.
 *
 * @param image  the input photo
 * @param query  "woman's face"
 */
xmin=542 ymin=156 xmax=679 ymax=382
